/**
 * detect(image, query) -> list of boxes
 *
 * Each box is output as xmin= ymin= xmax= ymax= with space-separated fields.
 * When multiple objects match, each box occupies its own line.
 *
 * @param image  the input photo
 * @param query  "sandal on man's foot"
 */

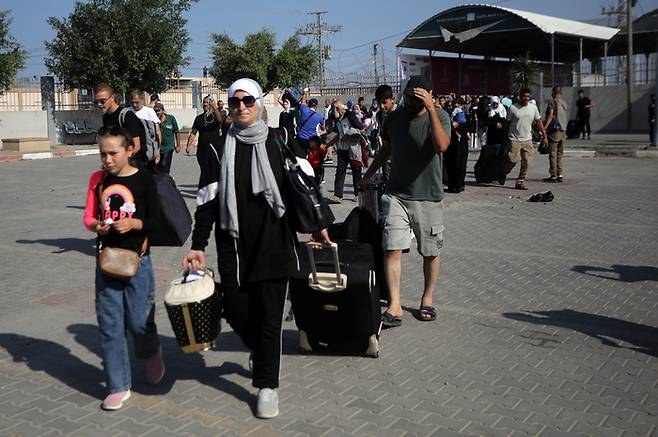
xmin=417 ymin=306 xmax=437 ymax=322
xmin=381 ymin=311 xmax=402 ymax=327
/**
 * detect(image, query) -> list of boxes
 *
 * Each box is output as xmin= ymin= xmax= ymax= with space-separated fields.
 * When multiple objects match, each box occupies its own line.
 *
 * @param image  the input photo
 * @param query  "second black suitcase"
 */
xmin=290 ymin=241 xmax=381 ymax=357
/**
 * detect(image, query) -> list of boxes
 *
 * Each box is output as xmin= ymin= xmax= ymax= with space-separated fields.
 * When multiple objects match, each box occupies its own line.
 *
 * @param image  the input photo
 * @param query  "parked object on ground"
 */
xmin=290 ymin=242 xmax=381 ymax=358
xmin=528 ymin=191 xmax=554 ymax=202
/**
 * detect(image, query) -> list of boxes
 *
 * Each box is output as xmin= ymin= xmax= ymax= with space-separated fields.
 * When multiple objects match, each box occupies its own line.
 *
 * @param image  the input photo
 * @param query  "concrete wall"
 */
xmin=0 ymin=111 xmax=48 ymax=148
xmin=537 ymin=84 xmax=654 ymax=133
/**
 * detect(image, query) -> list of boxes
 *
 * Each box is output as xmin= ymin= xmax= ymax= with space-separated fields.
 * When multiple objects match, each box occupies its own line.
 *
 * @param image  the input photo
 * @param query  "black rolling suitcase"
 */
xmin=328 ymin=207 xmax=389 ymax=305
xmin=290 ymin=241 xmax=381 ymax=357
xmin=474 ymin=143 xmax=506 ymax=183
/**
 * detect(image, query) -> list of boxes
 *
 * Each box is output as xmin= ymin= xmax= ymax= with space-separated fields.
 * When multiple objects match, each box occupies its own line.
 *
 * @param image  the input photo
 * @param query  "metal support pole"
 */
xmin=192 ymin=81 xmax=202 ymax=114
xmin=603 ymin=41 xmax=608 ymax=86
xmin=627 ymin=0 xmax=634 ymax=132
xmin=458 ymin=53 xmax=463 ymax=96
xmin=654 ymin=36 xmax=658 ymax=145
xmin=551 ymin=33 xmax=556 ymax=87
xmin=579 ymin=37 xmax=583 ymax=87
xmin=40 ymin=76 xmax=57 ymax=146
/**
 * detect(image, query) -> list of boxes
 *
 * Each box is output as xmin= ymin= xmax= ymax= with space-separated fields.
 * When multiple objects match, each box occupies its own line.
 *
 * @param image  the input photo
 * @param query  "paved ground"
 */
xmin=0 ymin=150 xmax=656 ymax=437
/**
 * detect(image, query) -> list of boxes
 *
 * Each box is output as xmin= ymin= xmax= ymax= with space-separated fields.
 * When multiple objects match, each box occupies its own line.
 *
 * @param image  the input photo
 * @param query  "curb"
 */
xmin=0 ymin=148 xmax=98 ymax=163
xmin=468 ymin=148 xmax=657 ymax=159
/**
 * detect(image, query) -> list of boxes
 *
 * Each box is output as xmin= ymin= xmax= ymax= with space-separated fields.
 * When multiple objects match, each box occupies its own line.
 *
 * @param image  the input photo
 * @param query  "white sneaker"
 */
xmin=256 ymin=388 xmax=279 ymax=419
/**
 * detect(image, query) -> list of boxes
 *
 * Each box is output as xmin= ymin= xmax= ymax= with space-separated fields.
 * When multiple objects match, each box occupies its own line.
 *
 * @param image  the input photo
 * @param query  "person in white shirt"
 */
xmin=130 ymin=89 xmax=162 ymax=145
xmin=503 ymin=88 xmax=547 ymax=190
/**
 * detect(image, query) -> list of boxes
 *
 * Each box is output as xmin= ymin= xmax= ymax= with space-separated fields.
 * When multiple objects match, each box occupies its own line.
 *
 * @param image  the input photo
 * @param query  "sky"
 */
xmin=5 ymin=0 xmax=658 ymax=80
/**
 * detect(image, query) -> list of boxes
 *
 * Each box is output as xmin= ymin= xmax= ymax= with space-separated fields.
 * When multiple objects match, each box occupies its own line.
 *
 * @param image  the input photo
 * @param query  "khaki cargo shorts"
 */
xmin=381 ymin=193 xmax=444 ymax=257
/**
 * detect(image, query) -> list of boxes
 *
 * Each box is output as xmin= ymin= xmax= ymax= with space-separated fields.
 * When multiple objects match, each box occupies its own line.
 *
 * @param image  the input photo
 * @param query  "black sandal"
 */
xmin=381 ymin=311 xmax=402 ymax=327
xmin=418 ymin=306 xmax=437 ymax=322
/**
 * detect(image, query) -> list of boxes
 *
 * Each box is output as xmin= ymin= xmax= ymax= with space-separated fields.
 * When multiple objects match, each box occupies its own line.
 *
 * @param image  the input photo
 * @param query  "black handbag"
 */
xmin=149 ymin=172 xmax=192 ymax=246
xmin=275 ymin=129 xmax=334 ymax=233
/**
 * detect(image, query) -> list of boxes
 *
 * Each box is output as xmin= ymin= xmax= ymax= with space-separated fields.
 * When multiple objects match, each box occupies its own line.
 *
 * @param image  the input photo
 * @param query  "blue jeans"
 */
xmin=95 ymin=255 xmax=160 ymax=393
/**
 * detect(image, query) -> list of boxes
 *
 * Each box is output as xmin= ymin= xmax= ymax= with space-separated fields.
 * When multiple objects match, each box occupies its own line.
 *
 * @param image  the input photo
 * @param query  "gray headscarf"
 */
xmin=218 ymin=78 xmax=285 ymax=239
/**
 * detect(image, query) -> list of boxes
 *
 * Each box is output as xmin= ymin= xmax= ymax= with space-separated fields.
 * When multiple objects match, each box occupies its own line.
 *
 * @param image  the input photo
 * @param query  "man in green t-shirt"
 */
xmin=360 ymin=76 xmax=451 ymax=327
xmin=155 ymin=103 xmax=180 ymax=174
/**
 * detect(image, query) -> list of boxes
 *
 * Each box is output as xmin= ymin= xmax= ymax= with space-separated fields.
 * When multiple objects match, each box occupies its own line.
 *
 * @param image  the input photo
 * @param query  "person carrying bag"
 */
xmin=182 ymin=78 xmax=332 ymax=420
xmin=83 ymin=126 xmax=166 ymax=411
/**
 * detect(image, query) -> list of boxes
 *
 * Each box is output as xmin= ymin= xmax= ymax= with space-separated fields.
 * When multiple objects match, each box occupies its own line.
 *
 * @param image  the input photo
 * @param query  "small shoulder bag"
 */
xmin=96 ymin=177 xmax=147 ymax=281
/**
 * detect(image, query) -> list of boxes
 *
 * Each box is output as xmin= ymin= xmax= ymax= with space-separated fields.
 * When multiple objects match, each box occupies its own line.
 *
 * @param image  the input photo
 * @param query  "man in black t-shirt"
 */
xmin=95 ymin=83 xmax=147 ymax=165
xmin=186 ymin=95 xmax=223 ymax=167
xmin=576 ymin=89 xmax=593 ymax=140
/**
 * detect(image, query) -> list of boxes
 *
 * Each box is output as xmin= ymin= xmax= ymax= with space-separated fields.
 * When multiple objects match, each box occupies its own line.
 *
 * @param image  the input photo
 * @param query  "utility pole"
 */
xmin=296 ymin=11 xmax=341 ymax=89
xmin=602 ymin=0 xmax=636 ymax=130
xmin=373 ymin=44 xmax=379 ymax=86
xmin=381 ymin=45 xmax=386 ymax=83
xmin=626 ymin=0 xmax=634 ymax=131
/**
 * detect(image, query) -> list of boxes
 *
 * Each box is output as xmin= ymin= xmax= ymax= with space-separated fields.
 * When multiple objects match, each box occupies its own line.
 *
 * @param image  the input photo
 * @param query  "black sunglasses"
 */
xmin=93 ymin=97 xmax=112 ymax=105
xmin=227 ymin=95 xmax=257 ymax=108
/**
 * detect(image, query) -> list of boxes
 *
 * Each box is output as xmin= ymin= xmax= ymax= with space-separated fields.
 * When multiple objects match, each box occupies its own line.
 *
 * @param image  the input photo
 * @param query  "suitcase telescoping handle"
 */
xmin=306 ymin=242 xmax=348 ymax=292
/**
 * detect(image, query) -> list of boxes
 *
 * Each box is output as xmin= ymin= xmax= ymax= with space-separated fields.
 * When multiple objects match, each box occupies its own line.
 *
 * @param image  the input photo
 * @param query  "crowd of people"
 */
xmin=84 ymin=76 xmax=588 ymax=419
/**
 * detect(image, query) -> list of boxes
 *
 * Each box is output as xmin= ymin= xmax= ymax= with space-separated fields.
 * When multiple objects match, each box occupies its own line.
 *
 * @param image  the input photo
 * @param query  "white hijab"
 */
xmin=218 ymin=78 xmax=285 ymax=239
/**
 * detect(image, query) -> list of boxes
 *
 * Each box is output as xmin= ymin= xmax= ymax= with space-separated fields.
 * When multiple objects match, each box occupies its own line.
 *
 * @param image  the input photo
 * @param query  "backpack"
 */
xmin=149 ymin=172 xmax=192 ymax=247
xmin=119 ymin=108 xmax=160 ymax=162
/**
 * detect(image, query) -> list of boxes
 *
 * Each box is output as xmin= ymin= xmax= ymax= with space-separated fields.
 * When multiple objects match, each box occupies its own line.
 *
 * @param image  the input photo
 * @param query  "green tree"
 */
xmin=511 ymin=53 xmax=541 ymax=96
xmin=210 ymin=29 xmax=318 ymax=94
xmin=45 ymin=0 xmax=196 ymax=93
xmin=0 ymin=10 xmax=27 ymax=93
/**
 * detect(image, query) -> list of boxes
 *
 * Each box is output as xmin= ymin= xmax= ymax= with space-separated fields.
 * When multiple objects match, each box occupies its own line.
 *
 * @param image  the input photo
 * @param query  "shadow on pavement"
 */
xmin=503 ymin=309 xmax=658 ymax=357
xmin=571 ymin=264 xmax=658 ymax=282
xmin=16 ymin=237 xmax=96 ymax=256
xmin=0 ymin=333 xmax=106 ymax=400
xmin=64 ymin=323 xmax=299 ymax=411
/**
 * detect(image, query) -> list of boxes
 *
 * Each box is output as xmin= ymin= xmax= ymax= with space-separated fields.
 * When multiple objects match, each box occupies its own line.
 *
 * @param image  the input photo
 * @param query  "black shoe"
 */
xmin=557 ymin=176 xmax=563 ymax=182
xmin=543 ymin=177 xmax=557 ymax=183
xmin=499 ymin=174 xmax=507 ymax=185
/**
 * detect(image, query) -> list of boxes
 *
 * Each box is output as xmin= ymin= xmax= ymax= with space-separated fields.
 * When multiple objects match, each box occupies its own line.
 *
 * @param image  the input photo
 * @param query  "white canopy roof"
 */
xmin=495 ymin=5 xmax=619 ymax=40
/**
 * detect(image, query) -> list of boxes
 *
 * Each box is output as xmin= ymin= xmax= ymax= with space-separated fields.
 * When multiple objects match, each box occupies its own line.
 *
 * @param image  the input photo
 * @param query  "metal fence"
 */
xmin=0 ymin=78 xmax=41 ymax=111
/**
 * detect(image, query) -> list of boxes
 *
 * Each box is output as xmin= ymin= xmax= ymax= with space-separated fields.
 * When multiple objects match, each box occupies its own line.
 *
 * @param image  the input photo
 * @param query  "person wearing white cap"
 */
xmin=182 ymin=78 xmax=331 ymax=419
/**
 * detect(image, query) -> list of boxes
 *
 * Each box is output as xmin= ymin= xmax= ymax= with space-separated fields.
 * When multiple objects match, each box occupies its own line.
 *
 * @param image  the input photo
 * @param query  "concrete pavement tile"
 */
xmin=428 ymin=428 xmax=477 ymax=436
xmin=0 ymin=401 xmax=32 ymax=418
xmin=536 ymin=427 xmax=581 ymax=437
xmin=0 ymin=416 xmax=18 ymax=431
xmin=348 ymin=410 xmax=398 ymax=428
xmin=284 ymin=419 xmax=333 ymax=436
xmin=345 ymin=398 xmax=391 ymax=414
xmin=68 ymin=425 xmax=124 ymax=437
xmin=14 ymin=408 xmax=60 ymax=425
xmin=60 ymin=391 xmax=100 ymax=408
xmin=316 ymin=414 xmax=369 ymax=433
xmin=353 ymin=422 xmax=406 ymax=437
xmin=109 ymin=418 xmax=156 ymax=436
xmin=4 ymin=421 xmax=47 ymax=437
xmin=567 ymin=421 xmax=623 ymax=437
xmin=44 ymin=415 xmax=88 ymax=434
xmin=388 ymin=417 xmax=437 ymax=436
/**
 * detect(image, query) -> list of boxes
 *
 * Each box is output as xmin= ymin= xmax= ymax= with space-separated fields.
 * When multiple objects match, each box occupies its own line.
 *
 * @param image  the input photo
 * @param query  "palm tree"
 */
xmin=511 ymin=53 xmax=541 ymax=95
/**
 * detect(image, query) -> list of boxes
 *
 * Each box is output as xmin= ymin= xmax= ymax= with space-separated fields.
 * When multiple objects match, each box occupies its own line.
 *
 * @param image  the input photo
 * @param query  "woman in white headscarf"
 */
xmin=486 ymin=96 xmax=508 ymax=146
xmin=182 ymin=78 xmax=330 ymax=419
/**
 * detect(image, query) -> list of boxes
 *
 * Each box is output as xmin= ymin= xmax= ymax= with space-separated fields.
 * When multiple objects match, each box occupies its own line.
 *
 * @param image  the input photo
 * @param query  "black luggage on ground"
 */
xmin=474 ymin=143 xmax=507 ymax=184
xmin=328 ymin=207 xmax=390 ymax=305
xmin=290 ymin=241 xmax=381 ymax=357
xmin=566 ymin=120 xmax=581 ymax=139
